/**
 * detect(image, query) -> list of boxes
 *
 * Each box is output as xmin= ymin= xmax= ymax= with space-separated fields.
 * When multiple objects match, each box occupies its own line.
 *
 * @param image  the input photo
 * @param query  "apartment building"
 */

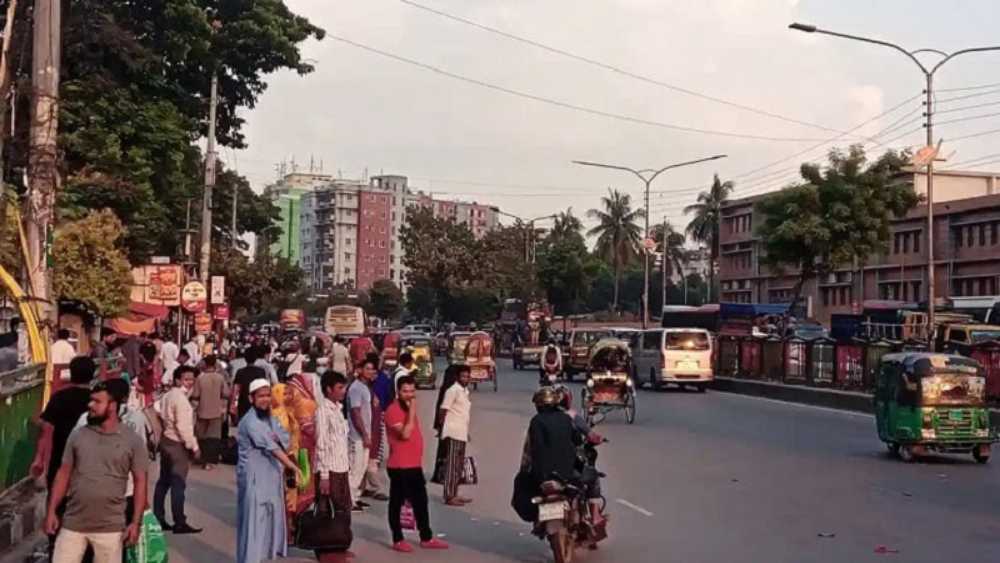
xmin=717 ymin=168 xmax=1000 ymax=324
xmin=297 ymin=173 xmax=500 ymax=292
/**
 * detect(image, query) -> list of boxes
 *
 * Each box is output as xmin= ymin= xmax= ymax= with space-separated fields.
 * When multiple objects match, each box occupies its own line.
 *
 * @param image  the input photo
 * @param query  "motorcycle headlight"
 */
xmin=586 ymin=379 xmax=594 ymax=388
xmin=625 ymin=378 xmax=634 ymax=387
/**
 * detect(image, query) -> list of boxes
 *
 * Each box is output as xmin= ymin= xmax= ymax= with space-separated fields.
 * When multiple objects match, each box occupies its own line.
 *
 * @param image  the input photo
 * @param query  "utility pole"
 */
xmin=231 ymin=153 xmax=239 ymax=248
xmin=661 ymin=216 xmax=668 ymax=315
xmin=574 ymin=154 xmax=726 ymax=328
xmin=198 ymin=71 xmax=219 ymax=283
xmin=789 ymin=23 xmax=1000 ymax=350
xmin=25 ymin=0 xmax=61 ymax=328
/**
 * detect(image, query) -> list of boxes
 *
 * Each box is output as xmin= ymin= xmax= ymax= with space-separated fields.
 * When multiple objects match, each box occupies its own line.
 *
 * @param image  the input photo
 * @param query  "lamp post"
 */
xmin=789 ymin=23 xmax=1000 ymax=349
xmin=497 ymin=210 xmax=557 ymax=263
xmin=573 ymin=154 xmax=727 ymax=328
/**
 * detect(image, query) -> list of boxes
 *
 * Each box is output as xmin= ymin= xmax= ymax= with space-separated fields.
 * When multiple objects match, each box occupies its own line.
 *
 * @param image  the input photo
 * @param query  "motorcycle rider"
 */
xmin=521 ymin=386 xmax=580 ymax=485
xmin=539 ymin=339 xmax=563 ymax=386
xmin=553 ymin=385 xmax=607 ymax=532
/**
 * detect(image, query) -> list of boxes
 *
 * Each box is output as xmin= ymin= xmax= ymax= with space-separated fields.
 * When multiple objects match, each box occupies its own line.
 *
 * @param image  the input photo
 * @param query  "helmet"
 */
xmin=532 ymin=386 xmax=561 ymax=408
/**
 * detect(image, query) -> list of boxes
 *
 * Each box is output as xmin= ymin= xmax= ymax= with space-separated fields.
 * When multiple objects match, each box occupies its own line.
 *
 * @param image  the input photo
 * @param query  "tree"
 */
xmin=755 ymin=145 xmax=919 ymax=313
xmin=52 ymin=210 xmax=132 ymax=317
xmin=587 ymin=189 xmax=644 ymax=311
xmin=651 ymin=221 xmax=690 ymax=280
xmin=399 ymin=206 xmax=478 ymax=320
xmin=211 ymin=247 xmax=305 ymax=319
xmin=537 ymin=208 xmax=597 ymax=314
xmin=684 ymin=174 xmax=734 ymax=302
xmin=3 ymin=0 xmax=322 ymax=262
xmin=368 ymin=279 xmax=403 ymax=320
xmin=0 ymin=190 xmax=19 ymax=274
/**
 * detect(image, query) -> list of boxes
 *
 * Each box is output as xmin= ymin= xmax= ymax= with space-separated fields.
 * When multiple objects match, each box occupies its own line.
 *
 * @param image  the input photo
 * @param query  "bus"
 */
xmin=324 ymin=305 xmax=367 ymax=339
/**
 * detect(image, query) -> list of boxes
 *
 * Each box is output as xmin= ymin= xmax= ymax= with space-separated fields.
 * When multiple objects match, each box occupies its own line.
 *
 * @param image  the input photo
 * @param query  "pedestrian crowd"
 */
xmin=28 ymin=327 xmax=476 ymax=563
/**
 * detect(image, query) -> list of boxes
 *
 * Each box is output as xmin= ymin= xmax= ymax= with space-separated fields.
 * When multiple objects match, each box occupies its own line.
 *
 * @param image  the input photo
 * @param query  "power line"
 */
xmin=398 ymin=0 xmax=866 ymax=139
xmin=327 ymin=33 xmax=842 ymax=143
xmin=937 ymin=81 xmax=1000 ymax=93
xmin=934 ymin=110 xmax=1000 ymax=127
xmin=949 ymin=126 xmax=1000 ymax=142
xmin=935 ymin=87 xmax=1000 ymax=105
xmin=942 ymin=152 xmax=1000 ymax=169
xmin=934 ymin=98 xmax=1000 ymax=115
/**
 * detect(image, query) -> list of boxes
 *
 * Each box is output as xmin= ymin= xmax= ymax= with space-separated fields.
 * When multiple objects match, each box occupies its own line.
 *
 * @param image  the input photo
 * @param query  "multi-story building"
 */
xmin=718 ymin=168 xmax=1000 ymax=324
xmin=298 ymin=173 xmax=500 ymax=292
xmin=259 ymin=172 xmax=332 ymax=263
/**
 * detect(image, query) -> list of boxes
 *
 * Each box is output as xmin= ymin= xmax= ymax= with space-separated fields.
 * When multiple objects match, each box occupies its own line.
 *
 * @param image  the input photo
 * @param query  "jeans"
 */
xmin=387 ymin=467 xmax=432 ymax=543
xmin=51 ymin=529 xmax=122 ymax=563
xmin=153 ymin=437 xmax=191 ymax=526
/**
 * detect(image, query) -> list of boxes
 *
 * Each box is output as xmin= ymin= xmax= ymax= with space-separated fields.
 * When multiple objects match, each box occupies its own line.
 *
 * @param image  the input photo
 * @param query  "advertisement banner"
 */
xmin=213 ymin=304 xmax=230 ymax=320
xmin=181 ymin=281 xmax=208 ymax=313
xmin=210 ymin=276 xmax=225 ymax=305
xmin=194 ymin=312 xmax=213 ymax=334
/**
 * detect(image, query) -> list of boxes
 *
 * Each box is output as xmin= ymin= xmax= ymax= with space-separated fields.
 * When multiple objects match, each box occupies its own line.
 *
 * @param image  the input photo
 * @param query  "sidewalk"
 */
xmin=710 ymin=376 xmax=1000 ymax=425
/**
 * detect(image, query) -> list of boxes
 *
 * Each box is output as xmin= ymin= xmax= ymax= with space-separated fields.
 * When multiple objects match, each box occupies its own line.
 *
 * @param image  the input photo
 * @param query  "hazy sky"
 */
xmin=232 ymin=0 xmax=1000 ymax=233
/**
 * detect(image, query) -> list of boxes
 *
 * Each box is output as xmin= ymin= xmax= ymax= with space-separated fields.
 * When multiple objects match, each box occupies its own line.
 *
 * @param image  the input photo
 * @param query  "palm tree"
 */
xmin=684 ymin=174 xmax=734 ymax=302
xmin=587 ymin=189 xmax=644 ymax=311
xmin=651 ymin=221 xmax=689 ymax=279
xmin=550 ymin=208 xmax=583 ymax=240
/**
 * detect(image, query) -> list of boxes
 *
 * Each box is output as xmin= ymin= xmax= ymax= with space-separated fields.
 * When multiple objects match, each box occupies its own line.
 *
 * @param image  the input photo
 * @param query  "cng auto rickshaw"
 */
xmin=401 ymin=334 xmax=436 ymax=389
xmin=875 ymin=352 xmax=996 ymax=463
xmin=581 ymin=338 xmax=636 ymax=425
xmin=464 ymin=331 xmax=497 ymax=392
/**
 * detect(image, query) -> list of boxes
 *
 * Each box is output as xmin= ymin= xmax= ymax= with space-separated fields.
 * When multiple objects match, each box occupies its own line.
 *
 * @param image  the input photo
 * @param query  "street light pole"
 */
xmin=789 ymin=23 xmax=1000 ymax=349
xmin=573 ymin=154 xmax=727 ymax=328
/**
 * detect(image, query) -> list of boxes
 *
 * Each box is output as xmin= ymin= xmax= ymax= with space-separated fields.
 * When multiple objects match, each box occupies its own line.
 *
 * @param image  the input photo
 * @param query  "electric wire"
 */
xmin=327 ymin=33 xmax=847 ymax=143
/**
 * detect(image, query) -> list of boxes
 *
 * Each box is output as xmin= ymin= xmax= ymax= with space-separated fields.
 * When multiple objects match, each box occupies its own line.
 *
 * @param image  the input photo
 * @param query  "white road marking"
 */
xmin=615 ymin=498 xmax=654 ymax=517
xmin=722 ymin=392 xmax=875 ymax=419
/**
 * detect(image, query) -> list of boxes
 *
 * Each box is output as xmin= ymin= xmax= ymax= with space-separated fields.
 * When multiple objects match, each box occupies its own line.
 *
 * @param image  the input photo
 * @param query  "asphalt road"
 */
xmin=164 ymin=358 xmax=1000 ymax=563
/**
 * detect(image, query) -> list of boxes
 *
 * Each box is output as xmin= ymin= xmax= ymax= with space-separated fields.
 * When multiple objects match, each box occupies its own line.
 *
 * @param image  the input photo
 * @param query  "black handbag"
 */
xmin=294 ymin=496 xmax=352 ymax=551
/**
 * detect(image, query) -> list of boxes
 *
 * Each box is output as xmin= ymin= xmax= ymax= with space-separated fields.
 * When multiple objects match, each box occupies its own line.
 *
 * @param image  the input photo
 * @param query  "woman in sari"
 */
xmin=283 ymin=362 xmax=321 ymax=535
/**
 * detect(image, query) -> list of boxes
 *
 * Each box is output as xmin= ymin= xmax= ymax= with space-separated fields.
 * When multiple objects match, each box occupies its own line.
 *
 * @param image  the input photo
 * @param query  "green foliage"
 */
xmin=52 ymin=210 xmax=132 ymax=317
xmin=755 ymin=145 xmax=920 ymax=309
xmin=587 ymin=189 xmax=644 ymax=311
xmin=4 ymin=0 xmax=320 ymax=263
xmin=368 ymin=279 xmax=404 ymax=320
xmin=537 ymin=209 xmax=598 ymax=315
xmin=0 ymin=191 xmax=19 ymax=275
xmin=211 ymin=247 xmax=305 ymax=319
xmin=684 ymin=174 xmax=733 ymax=302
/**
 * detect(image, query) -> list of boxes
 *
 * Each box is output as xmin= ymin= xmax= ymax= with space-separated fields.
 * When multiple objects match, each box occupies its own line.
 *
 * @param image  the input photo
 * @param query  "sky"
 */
xmin=231 ymin=0 xmax=1000 ymax=234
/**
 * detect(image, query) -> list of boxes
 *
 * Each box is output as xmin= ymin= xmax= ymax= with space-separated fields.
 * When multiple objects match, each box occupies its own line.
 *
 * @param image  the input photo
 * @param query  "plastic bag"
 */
xmin=125 ymin=510 xmax=169 ymax=563
xmin=297 ymin=448 xmax=311 ymax=491
xmin=400 ymin=501 xmax=416 ymax=530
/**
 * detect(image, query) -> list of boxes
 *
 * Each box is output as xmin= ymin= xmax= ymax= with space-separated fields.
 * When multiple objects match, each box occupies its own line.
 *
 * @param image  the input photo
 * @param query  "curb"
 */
xmin=709 ymin=377 xmax=1000 ymax=427
xmin=0 ymin=480 xmax=45 ymax=561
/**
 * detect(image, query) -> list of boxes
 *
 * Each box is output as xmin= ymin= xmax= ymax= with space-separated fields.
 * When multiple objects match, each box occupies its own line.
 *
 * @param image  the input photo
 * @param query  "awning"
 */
xmin=128 ymin=301 xmax=170 ymax=320
xmin=105 ymin=301 xmax=170 ymax=336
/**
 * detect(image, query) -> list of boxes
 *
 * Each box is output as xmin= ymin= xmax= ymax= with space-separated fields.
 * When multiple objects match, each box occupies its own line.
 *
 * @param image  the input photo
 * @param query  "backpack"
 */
xmin=142 ymin=403 xmax=164 ymax=460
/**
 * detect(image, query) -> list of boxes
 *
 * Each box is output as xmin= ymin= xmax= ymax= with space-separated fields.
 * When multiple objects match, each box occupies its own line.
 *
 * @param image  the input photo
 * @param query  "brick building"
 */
xmin=718 ymin=169 xmax=1000 ymax=324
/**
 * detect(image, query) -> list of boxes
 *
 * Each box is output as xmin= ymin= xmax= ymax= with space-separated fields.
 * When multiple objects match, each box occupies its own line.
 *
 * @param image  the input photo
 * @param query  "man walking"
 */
xmin=330 ymin=336 xmax=351 ymax=377
xmin=51 ymin=329 xmax=77 ymax=381
xmin=30 ymin=357 xmax=95 ymax=555
xmin=191 ymin=355 xmax=229 ymax=470
xmin=347 ymin=359 xmax=376 ymax=510
xmin=314 ymin=372 xmax=354 ymax=561
xmin=232 ymin=347 xmax=268 ymax=424
xmin=438 ymin=366 xmax=473 ymax=505
xmin=236 ymin=379 xmax=303 ymax=563
xmin=384 ymin=376 xmax=448 ymax=552
xmin=44 ymin=380 xmax=148 ymax=563
xmin=153 ymin=365 xmax=201 ymax=534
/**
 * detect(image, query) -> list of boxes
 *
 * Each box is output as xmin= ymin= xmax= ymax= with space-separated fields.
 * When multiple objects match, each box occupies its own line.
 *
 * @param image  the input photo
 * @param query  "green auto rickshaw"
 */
xmin=875 ymin=352 xmax=996 ymax=463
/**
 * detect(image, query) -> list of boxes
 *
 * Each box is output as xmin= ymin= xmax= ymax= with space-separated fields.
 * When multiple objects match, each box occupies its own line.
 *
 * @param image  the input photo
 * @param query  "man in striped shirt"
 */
xmin=314 ymin=371 xmax=353 ymax=560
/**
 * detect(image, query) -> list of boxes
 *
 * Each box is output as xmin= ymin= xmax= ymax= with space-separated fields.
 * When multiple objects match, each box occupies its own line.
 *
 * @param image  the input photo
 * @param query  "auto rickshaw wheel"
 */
xmin=649 ymin=368 xmax=662 ymax=392
xmin=886 ymin=442 xmax=900 ymax=456
xmin=898 ymin=445 xmax=917 ymax=463
xmin=973 ymin=444 xmax=991 ymax=464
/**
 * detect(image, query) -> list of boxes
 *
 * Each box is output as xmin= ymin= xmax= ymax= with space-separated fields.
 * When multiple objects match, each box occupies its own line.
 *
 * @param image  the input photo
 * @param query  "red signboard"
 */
xmin=213 ymin=304 xmax=230 ymax=320
xmin=194 ymin=312 xmax=213 ymax=334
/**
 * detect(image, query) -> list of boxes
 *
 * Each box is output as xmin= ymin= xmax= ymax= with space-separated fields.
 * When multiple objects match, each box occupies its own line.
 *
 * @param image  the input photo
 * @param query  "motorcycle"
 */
xmin=539 ymin=345 xmax=563 ymax=386
xmin=531 ymin=440 xmax=608 ymax=563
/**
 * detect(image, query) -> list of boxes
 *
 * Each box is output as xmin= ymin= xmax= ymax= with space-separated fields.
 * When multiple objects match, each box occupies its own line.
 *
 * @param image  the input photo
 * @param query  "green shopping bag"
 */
xmin=125 ymin=510 xmax=169 ymax=563
xmin=297 ymin=448 xmax=311 ymax=491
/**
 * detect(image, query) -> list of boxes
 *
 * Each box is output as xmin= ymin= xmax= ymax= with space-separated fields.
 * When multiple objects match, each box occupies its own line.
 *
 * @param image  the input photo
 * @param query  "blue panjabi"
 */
xmin=236 ymin=408 xmax=291 ymax=563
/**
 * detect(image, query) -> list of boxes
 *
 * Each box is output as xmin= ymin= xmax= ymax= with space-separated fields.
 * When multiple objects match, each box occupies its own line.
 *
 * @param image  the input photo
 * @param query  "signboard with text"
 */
xmin=194 ymin=312 xmax=213 ymax=334
xmin=181 ymin=281 xmax=208 ymax=313
xmin=210 ymin=276 xmax=226 ymax=305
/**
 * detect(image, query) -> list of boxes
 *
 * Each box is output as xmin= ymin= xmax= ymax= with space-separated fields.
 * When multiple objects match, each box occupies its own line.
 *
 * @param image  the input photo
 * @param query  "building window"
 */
xmin=992 ymin=222 xmax=999 ymax=245
xmin=980 ymin=224 xmax=987 ymax=246
xmin=378 ymin=240 xmax=386 ymax=248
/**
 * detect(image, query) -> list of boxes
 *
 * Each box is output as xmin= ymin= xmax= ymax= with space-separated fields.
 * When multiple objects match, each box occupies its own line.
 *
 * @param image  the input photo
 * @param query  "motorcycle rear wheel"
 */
xmin=548 ymin=528 xmax=573 ymax=563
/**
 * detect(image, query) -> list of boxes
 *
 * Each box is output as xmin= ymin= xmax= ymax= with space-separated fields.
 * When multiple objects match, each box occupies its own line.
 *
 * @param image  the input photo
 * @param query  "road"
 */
xmin=165 ymin=358 xmax=1000 ymax=563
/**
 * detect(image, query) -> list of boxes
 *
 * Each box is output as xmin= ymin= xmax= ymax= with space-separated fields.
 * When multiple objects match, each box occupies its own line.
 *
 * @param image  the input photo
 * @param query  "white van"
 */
xmin=632 ymin=328 xmax=713 ymax=392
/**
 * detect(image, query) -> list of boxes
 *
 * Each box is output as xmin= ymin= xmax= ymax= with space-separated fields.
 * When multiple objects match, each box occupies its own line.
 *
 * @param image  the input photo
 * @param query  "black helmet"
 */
xmin=533 ymin=386 xmax=561 ymax=408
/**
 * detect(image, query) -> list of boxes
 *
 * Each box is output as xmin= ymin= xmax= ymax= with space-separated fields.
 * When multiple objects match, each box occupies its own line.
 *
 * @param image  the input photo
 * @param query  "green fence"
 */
xmin=0 ymin=363 xmax=44 ymax=494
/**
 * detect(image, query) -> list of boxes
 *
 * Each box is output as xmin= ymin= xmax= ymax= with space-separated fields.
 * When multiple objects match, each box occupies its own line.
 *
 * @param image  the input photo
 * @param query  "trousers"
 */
xmin=51 ymin=529 xmax=122 ymax=563
xmin=387 ymin=467 xmax=433 ymax=543
xmin=153 ymin=437 xmax=191 ymax=526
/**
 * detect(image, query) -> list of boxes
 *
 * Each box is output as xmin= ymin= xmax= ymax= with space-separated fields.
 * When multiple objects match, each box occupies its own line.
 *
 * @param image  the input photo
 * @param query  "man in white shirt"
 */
xmin=182 ymin=337 xmax=202 ymax=367
xmin=51 ymin=329 xmax=77 ymax=381
xmin=437 ymin=366 xmax=473 ymax=505
xmin=393 ymin=352 xmax=415 ymax=389
xmin=330 ymin=336 xmax=351 ymax=376
xmin=153 ymin=366 xmax=202 ymax=534
xmin=314 ymin=372 xmax=353 ymax=557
